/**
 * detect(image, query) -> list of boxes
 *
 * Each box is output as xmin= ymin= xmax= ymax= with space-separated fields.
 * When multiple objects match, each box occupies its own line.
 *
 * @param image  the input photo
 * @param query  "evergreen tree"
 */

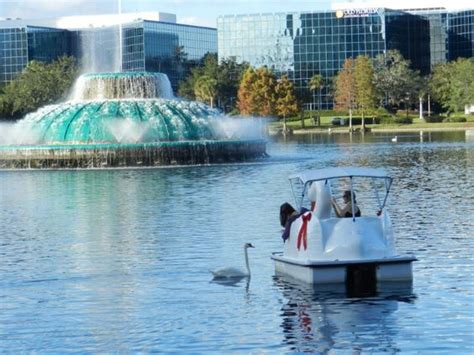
xmin=373 ymin=50 xmax=418 ymax=111
xmin=178 ymin=53 xmax=247 ymax=111
xmin=194 ymin=75 xmax=217 ymax=108
xmin=0 ymin=56 xmax=78 ymax=119
xmin=430 ymin=58 xmax=474 ymax=114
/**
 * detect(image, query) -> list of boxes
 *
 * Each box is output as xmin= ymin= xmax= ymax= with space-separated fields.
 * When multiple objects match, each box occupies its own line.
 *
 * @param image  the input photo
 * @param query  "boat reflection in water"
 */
xmin=274 ymin=276 xmax=415 ymax=353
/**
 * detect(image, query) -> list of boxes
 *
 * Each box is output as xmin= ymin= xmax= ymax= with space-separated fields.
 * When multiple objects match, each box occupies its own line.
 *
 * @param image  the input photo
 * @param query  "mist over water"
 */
xmin=212 ymin=116 xmax=267 ymax=140
xmin=0 ymin=122 xmax=42 ymax=145
xmin=105 ymin=119 xmax=152 ymax=143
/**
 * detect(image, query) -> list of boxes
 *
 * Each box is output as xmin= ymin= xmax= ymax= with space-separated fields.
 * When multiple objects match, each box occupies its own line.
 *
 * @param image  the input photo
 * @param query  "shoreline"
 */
xmin=269 ymin=125 xmax=474 ymax=135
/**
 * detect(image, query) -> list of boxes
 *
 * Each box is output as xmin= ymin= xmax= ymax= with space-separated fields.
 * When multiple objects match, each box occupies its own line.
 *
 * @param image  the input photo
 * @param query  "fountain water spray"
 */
xmin=0 ymin=72 xmax=266 ymax=169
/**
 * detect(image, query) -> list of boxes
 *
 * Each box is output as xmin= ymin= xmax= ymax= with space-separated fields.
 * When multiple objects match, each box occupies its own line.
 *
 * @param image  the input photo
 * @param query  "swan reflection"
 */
xmin=274 ymin=276 xmax=415 ymax=353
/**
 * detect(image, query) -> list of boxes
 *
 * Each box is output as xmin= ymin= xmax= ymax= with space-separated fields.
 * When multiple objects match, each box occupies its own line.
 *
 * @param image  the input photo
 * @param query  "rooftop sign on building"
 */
xmin=335 ymin=8 xmax=379 ymax=18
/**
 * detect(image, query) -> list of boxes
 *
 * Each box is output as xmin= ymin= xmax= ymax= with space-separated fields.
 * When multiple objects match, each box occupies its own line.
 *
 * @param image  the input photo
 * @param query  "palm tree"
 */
xmin=309 ymin=74 xmax=324 ymax=126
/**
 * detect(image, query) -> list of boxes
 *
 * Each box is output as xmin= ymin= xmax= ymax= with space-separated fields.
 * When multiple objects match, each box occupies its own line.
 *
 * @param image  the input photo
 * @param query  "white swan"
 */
xmin=211 ymin=243 xmax=254 ymax=279
xmin=391 ymin=136 xmax=398 ymax=142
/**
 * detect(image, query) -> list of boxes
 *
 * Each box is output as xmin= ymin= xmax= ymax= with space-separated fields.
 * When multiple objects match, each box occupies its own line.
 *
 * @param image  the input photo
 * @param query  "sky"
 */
xmin=0 ymin=0 xmax=472 ymax=28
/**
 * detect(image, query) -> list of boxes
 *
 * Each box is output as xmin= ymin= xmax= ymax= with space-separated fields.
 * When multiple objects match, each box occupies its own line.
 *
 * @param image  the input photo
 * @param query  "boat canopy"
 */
xmin=288 ymin=167 xmax=391 ymax=185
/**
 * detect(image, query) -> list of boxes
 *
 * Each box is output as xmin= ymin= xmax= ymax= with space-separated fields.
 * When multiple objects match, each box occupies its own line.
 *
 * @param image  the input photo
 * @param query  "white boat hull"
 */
xmin=272 ymin=253 xmax=416 ymax=285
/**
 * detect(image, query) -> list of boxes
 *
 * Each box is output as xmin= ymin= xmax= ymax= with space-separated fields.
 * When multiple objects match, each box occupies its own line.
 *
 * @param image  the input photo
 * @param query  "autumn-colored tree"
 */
xmin=334 ymin=58 xmax=356 ymax=129
xmin=253 ymin=67 xmax=277 ymax=116
xmin=354 ymin=55 xmax=376 ymax=131
xmin=309 ymin=74 xmax=324 ymax=126
xmin=237 ymin=67 xmax=259 ymax=115
xmin=194 ymin=75 xmax=217 ymax=108
xmin=237 ymin=66 xmax=277 ymax=116
xmin=275 ymin=75 xmax=299 ymax=131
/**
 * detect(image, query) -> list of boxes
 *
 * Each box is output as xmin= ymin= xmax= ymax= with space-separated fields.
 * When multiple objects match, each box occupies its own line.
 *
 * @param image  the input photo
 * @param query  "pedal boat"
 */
xmin=272 ymin=167 xmax=417 ymax=285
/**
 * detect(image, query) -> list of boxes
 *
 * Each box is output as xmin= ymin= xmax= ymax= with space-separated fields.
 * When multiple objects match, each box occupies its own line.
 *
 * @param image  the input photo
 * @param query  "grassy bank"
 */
xmin=268 ymin=111 xmax=474 ymax=133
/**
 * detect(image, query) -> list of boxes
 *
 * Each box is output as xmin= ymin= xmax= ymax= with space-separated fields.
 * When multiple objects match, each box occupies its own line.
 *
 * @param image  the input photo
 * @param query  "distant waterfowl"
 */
xmin=391 ymin=136 xmax=398 ymax=142
xmin=328 ymin=128 xmax=332 ymax=134
xmin=211 ymin=243 xmax=254 ymax=279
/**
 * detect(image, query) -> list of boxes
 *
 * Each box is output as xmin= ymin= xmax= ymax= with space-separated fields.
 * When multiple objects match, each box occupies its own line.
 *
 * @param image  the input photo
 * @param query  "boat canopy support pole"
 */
xmin=373 ymin=177 xmax=383 ymax=212
xmin=381 ymin=177 xmax=392 ymax=211
xmin=350 ymin=176 xmax=355 ymax=222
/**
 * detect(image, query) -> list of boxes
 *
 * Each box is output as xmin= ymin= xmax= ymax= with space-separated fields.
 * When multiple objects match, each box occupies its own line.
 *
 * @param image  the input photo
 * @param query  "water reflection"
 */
xmin=272 ymin=130 xmax=466 ymax=145
xmin=274 ymin=276 xmax=415 ymax=353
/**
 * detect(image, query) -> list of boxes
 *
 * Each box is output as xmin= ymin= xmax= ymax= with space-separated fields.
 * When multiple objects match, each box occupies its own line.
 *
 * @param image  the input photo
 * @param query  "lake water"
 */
xmin=1 ymin=131 xmax=473 ymax=352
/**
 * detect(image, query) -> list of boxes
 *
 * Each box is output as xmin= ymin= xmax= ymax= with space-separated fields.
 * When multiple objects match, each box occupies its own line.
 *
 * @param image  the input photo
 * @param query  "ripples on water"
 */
xmin=0 ymin=131 xmax=473 ymax=352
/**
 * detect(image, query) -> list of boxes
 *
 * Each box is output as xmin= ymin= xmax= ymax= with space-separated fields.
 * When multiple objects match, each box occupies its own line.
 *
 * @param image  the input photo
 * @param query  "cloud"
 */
xmin=179 ymin=16 xmax=215 ymax=28
xmin=1 ymin=0 xmax=117 ymax=19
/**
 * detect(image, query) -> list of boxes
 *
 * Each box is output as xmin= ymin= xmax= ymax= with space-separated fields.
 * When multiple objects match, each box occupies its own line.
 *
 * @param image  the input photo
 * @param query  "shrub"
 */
xmin=424 ymin=116 xmax=444 ymax=123
xmin=443 ymin=116 xmax=467 ymax=123
xmin=379 ymin=116 xmax=413 ymax=124
xmin=394 ymin=116 xmax=413 ymax=124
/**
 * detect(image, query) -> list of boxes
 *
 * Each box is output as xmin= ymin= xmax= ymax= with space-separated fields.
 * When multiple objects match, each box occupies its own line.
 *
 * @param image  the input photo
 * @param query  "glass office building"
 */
xmin=448 ymin=10 xmax=474 ymax=60
xmin=218 ymin=8 xmax=472 ymax=109
xmin=75 ymin=20 xmax=217 ymax=90
xmin=0 ymin=19 xmax=216 ymax=91
xmin=0 ymin=27 xmax=28 ymax=83
xmin=405 ymin=8 xmax=449 ymax=68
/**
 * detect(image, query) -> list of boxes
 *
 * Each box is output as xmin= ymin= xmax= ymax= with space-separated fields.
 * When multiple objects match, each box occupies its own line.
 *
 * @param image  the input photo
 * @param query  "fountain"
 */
xmin=0 ymin=72 xmax=266 ymax=169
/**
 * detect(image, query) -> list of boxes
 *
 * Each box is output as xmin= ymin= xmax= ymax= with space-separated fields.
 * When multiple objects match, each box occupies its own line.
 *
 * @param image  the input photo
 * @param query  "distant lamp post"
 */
xmin=419 ymin=96 xmax=423 ymax=120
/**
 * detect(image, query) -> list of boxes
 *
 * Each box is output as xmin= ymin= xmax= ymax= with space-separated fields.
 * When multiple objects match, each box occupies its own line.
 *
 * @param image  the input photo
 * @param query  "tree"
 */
xmin=177 ymin=52 xmax=216 ymax=100
xmin=0 ymin=56 xmax=78 ymax=119
xmin=430 ymin=58 xmax=474 ymax=114
xmin=253 ymin=67 xmax=277 ymax=116
xmin=194 ymin=75 xmax=217 ymax=108
xmin=237 ymin=66 xmax=277 ymax=117
xmin=178 ymin=53 xmax=247 ymax=112
xmin=334 ymin=58 xmax=356 ymax=130
xmin=275 ymin=75 xmax=299 ymax=131
xmin=354 ymin=55 xmax=376 ymax=131
xmin=215 ymin=58 xmax=248 ymax=112
xmin=373 ymin=50 xmax=418 ymax=111
xmin=309 ymin=74 xmax=323 ymax=126
xmin=237 ymin=67 xmax=259 ymax=115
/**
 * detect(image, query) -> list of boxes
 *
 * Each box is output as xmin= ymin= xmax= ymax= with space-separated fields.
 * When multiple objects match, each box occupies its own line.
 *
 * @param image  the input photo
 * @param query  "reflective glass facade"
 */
xmin=218 ymin=8 xmax=470 ymax=109
xmin=448 ymin=10 xmax=474 ymax=60
xmin=77 ymin=20 xmax=217 ymax=89
xmin=27 ymin=26 xmax=71 ymax=63
xmin=406 ymin=9 xmax=449 ymax=68
xmin=0 ymin=28 xmax=28 ymax=83
xmin=0 ymin=20 xmax=216 ymax=90
xmin=143 ymin=21 xmax=217 ymax=90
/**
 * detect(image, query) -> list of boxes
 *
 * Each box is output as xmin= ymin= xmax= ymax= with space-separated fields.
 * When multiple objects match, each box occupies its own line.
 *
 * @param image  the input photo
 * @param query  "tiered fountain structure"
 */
xmin=0 ymin=72 xmax=266 ymax=168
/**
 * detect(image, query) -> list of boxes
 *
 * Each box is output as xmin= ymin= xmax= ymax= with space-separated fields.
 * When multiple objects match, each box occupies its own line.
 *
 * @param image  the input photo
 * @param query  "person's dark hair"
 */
xmin=343 ymin=190 xmax=356 ymax=203
xmin=280 ymin=202 xmax=296 ymax=227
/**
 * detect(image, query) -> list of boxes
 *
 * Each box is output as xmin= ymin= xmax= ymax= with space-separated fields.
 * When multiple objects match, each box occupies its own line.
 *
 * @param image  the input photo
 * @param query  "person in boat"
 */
xmin=280 ymin=183 xmax=317 ymax=242
xmin=280 ymin=182 xmax=318 ymax=241
xmin=280 ymin=202 xmax=309 ymax=242
xmin=331 ymin=190 xmax=361 ymax=218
